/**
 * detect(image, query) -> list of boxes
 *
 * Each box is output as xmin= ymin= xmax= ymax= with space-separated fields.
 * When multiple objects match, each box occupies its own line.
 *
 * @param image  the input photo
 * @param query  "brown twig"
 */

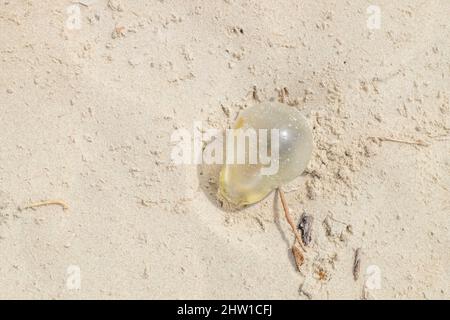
xmin=23 ymin=200 xmax=69 ymax=211
xmin=278 ymin=188 xmax=307 ymax=251
xmin=372 ymin=136 xmax=429 ymax=147
xmin=353 ymin=248 xmax=362 ymax=281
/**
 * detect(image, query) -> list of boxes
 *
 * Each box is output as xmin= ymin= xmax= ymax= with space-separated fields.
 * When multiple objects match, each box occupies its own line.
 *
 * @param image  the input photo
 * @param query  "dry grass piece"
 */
xmin=24 ymin=200 xmax=69 ymax=212
xmin=278 ymin=188 xmax=307 ymax=251
xmin=372 ymin=136 xmax=429 ymax=147
xmin=353 ymin=248 xmax=362 ymax=281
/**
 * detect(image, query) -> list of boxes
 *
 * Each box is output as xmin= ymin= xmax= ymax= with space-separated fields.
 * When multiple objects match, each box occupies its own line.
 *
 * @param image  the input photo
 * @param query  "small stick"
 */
xmin=24 ymin=200 xmax=69 ymax=211
xmin=371 ymin=136 xmax=429 ymax=147
xmin=278 ymin=188 xmax=307 ymax=251
xmin=353 ymin=248 xmax=362 ymax=281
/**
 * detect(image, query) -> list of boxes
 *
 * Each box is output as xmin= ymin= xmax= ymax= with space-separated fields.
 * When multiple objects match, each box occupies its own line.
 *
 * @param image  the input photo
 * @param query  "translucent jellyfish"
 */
xmin=219 ymin=102 xmax=313 ymax=206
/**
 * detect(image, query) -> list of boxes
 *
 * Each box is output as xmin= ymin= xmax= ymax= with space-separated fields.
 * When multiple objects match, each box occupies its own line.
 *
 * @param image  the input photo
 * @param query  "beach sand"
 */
xmin=0 ymin=0 xmax=449 ymax=299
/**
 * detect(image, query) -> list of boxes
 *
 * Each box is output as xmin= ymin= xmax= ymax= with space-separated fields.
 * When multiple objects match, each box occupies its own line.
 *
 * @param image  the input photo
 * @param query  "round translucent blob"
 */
xmin=219 ymin=102 xmax=313 ymax=206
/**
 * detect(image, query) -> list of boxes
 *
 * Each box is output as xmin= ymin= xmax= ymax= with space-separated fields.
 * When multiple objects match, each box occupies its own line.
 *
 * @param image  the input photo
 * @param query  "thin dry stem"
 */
xmin=24 ymin=200 xmax=69 ymax=211
xmin=372 ymin=136 xmax=429 ymax=147
xmin=278 ymin=188 xmax=307 ymax=251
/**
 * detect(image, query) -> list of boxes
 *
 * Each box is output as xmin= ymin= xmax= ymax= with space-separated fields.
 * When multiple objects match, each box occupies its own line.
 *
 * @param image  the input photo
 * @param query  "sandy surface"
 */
xmin=0 ymin=0 xmax=449 ymax=299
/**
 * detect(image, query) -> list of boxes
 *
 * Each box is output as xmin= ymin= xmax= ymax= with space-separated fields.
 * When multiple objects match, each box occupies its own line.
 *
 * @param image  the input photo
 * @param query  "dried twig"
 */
xmin=353 ymin=248 xmax=362 ymax=281
xmin=23 ymin=200 xmax=69 ymax=211
xmin=278 ymin=188 xmax=306 ymax=251
xmin=371 ymin=136 xmax=429 ymax=147
xmin=250 ymin=85 xmax=261 ymax=102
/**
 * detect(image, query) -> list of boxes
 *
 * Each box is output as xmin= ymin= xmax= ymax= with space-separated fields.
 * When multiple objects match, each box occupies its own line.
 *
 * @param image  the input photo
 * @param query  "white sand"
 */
xmin=0 ymin=0 xmax=449 ymax=299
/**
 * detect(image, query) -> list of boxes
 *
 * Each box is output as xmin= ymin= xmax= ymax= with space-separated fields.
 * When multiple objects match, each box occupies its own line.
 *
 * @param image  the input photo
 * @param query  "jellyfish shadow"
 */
xmin=196 ymin=162 xmax=231 ymax=212
xmin=196 ymin=163 xmax=299 ymax=270
xmin=196 ymin=162 xmax=250 ymax=213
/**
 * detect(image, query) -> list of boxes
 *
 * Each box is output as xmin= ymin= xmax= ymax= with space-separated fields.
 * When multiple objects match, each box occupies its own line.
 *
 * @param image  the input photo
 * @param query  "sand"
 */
xmin=0 ymin=0 xmax=449 ymax=299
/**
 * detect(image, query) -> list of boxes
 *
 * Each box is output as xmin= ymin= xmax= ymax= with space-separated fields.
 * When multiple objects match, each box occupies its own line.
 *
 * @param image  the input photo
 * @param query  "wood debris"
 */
xmin=371 ymin=136 xmax=429 ymax=147
xmin=353 ymin=248 xmax=362 ymax=281
xmin=278 ymin=188 xmax=307 ymax=251
xmin=23 ymin=200 xmax=69 ymax=212
xmin=278 ymin=188 xmax=308 ymax=271
xmin=251 ymin=85 xmax=261 ymax=102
